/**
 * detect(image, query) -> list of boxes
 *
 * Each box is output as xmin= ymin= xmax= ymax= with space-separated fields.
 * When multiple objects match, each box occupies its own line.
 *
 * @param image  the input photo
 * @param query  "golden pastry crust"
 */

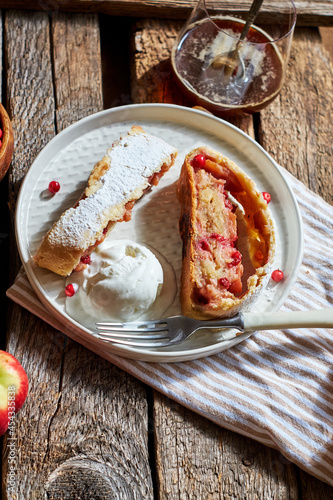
xmin=177 ymin=147 xmax=276 ymax=319
xmin=34 ymin=126 xmax=177 ymax=276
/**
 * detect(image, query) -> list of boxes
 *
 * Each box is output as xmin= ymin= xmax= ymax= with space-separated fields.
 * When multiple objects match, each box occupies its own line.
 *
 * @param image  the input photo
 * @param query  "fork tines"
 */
xmin=98 ymin=332 xmax=167 ymax=340
xmin=96 ymin=319 xmax=170 ymax=348
xmin=96 ymin=320 xmax=168 ymax=333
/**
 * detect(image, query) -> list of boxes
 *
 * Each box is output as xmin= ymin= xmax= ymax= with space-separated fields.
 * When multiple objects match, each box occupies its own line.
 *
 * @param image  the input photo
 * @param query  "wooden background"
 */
xmin=0 ymin=5 xmax=332 ymax=499
xmin=0 ymin=0 xmax=332 ymax=25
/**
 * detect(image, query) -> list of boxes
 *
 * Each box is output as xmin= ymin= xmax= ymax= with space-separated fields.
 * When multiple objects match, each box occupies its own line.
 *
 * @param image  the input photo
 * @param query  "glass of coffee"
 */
xmin=171 ymin=0 xmax=297 ymax=116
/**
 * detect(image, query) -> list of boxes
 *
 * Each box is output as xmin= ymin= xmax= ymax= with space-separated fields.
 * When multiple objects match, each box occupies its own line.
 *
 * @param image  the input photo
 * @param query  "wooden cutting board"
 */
xmin=0 ymin=0 xmax=332 ymax=26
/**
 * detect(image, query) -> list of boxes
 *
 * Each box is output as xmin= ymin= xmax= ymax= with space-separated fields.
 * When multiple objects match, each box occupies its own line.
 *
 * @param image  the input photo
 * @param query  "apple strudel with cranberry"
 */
xmin=177 ymin=147 xmax=276 ymax=319
xmin=34 ymin=126 xmax=177 ymax=276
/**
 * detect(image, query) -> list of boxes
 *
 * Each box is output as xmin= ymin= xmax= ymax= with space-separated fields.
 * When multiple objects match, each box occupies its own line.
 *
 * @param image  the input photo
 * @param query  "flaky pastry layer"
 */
xmin=34 ymin=126 xmax=177 ymax=276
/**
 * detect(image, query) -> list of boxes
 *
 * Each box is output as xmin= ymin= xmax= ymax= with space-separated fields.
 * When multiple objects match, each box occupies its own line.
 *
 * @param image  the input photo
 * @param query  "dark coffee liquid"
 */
xmin=172 ymin=18 xmax=284 ymax=115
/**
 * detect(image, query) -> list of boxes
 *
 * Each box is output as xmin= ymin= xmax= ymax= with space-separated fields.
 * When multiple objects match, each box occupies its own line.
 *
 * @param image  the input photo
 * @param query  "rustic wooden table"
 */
xmin=0 ymin=2 xmax=332 ymax=498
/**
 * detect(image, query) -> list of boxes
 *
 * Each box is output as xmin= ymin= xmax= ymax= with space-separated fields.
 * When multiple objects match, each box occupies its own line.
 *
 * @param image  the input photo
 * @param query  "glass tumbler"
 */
xmin=171 ymin=0 xmax=297 ymax=116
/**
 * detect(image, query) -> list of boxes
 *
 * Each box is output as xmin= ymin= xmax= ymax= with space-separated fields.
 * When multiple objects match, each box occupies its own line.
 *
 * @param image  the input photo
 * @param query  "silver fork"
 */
xmin=96 ymin=308 xmax=333 ymax=348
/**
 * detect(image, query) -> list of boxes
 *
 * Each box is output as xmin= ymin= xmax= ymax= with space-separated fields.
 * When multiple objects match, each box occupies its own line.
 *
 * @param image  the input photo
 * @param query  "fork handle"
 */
xmin=243 ymin=308 xmax=333 ymax=331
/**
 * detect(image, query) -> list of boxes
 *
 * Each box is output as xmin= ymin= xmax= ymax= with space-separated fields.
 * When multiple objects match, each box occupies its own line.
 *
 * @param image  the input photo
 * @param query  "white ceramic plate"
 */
xmin=16 ymin=104 xmax=303 ymax=362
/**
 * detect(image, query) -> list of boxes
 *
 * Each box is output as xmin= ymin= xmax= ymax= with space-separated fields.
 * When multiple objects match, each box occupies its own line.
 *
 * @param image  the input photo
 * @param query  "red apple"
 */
xmin=0 ymin=350 xmax=29 ymax=436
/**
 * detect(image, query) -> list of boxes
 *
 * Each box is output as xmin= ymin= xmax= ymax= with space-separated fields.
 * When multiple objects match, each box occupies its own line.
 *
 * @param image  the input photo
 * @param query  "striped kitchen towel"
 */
xmin=7 ymin=170 xmax=333 ymax=486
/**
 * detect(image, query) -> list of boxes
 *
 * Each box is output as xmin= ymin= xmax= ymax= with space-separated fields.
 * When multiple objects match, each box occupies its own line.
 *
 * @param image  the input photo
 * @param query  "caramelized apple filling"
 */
xmin=191 ymin=166 xmax=244 ymax=307
xmin=200 ymin=153 xmax=270 ymax=268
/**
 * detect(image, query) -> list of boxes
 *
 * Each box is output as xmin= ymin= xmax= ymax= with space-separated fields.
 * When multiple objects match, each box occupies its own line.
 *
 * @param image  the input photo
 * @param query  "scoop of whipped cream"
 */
xmin=65 ymin=239 xmax=170 ymax=324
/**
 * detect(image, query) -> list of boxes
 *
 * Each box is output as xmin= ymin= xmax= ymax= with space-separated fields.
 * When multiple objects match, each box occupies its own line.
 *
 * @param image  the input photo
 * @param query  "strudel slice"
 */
xmin=34 ymin=126 xmax=177 ymax=276
xmin=177 ymin=147 xmax=276 ymax=319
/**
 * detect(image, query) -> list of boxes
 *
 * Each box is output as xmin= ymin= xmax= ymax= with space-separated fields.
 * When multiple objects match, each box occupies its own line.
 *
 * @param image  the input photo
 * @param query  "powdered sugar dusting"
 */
xmin=48 ymin=130 xmax=177 ymax=250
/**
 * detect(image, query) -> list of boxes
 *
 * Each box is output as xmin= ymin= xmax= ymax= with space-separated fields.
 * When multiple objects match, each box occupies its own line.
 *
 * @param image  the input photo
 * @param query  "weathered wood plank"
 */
xmin=2 ymin=10 xmax=153 ymax=499
xmin=0 ymin=0 xmax=332 ymax=26
xmin=42 ymin=343 xmax=153 ymax=499
xmin=129 ymin=17 xmax=301 ymax=499
xmin=130 ymin=19 xmax=190 ymax=107
xmin=319 ymin=27 xmax=333 ymax=60
xmin=258 ymin=27 xmax=333 ymax=205
xmin=5 ymin=9 xmax=56 ymax=281
xmin=100 ymin=15 xmax=132 ymax=109
xmin=153 ymin=392 xmax=299 ymax=499
xmin=51 ymin=13 xmax=104 ymax=130
xmin=298 ymin=470 xmax=333 ymax=499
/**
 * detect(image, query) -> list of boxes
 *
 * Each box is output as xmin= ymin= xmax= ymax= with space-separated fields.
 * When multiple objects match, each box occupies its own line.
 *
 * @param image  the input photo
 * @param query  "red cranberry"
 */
xmin=80 ymin=255 xmax=91 ymax=265
xmin=262 ymin=192 xmax=271 ymax=204
xmin=0 ymin=129 xmax=3 ymax=139
xmin=65 ymin=284 xmax=77 ymax=297
xmin=192 ymin=154 xmax=206 ymax=170
xmin=198 ymin=238 xmax=210 ymax=251
xmin=211 ymin=234 xmax=235 ymax=248
xmin=228 ymin=250 xmax=242 ymax=268
xmin=271 ymin=269 xmax=284 ymax=282
xmin=211 ymin=233 xmax=226 ymax=244
xmin=48 ymin=181 xmax=60 ymax=194
xmin=219 ymin=277 xmax=230 ymax=289
xmin=103 ymin=227 xmax=108 ymax=235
